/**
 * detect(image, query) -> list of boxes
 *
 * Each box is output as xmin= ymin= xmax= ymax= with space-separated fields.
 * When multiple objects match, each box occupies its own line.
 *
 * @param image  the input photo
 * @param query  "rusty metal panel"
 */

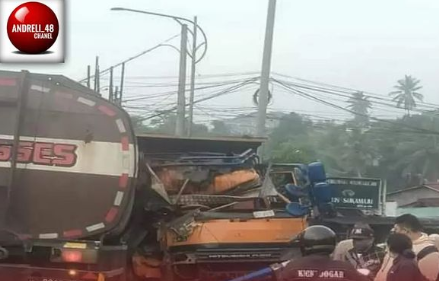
xmin=137 ymin=134 xmax=265 ymax=154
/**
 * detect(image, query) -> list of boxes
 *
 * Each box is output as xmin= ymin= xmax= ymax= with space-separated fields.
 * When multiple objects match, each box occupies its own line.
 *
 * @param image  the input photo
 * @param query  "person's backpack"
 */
xmin=416 ymin=245 xmax=439 ymax=281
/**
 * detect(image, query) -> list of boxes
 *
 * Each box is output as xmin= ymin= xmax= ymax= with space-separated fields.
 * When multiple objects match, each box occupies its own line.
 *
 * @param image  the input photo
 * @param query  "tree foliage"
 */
xmin=347 ymin=91 xmax=372 ymax=125
xmin=389 ymin=75 xmax=423 ymax=115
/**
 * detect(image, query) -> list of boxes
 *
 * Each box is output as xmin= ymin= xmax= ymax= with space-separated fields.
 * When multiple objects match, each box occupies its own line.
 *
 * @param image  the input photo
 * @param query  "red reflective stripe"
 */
xmin=119 ymin=173 xmax=129 ymax=188
xmin=121 ymin=137 xmax=129 ymax=151
xmin=82 ymin=272 xmax=98 ymax=280
xmin=105 ymin=207 xmax=118 ymax=223
xmin=55 ymin=91 xmax=73 ymax=99
xmin=98 ymin=105 xmax=116 ymax=116
xmin=18 ymin=234 xmax=31 ymax=240
xmin=63 ymin=229 xmax=83 ymax=238
xmin=0 ymin=78 xmax=17 ymax=86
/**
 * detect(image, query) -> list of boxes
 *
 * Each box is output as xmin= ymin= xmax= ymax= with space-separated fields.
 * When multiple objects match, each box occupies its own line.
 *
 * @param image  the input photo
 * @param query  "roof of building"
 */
xmin=397 ymin=207 xmax=439 ymax=218
xmin=387 ymin=183 xmax=439 ymax=196
xmin=399 ymin=198 xmax=439 ymax=208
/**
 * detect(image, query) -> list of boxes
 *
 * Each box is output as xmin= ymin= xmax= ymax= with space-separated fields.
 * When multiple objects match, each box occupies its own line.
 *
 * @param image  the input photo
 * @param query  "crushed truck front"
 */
xmin=133 ymin=134 xmax=311 ymax=281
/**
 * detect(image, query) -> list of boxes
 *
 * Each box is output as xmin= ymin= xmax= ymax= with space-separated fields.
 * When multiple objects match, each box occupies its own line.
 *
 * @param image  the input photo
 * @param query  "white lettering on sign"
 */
xmin=297 ymin=270 xmax=317 ymax=277
xmin=342 ymin=198 xmax=373 ymax=204
xmin=319 ymin=270 xmax=345 ymax=278
xmin=327 ymin=178 xmax=379 ymax=187
xmin=332 ymin=197 xmax=374 ymax=205
xmin=297 ymin=270 xmax=345 ymax=278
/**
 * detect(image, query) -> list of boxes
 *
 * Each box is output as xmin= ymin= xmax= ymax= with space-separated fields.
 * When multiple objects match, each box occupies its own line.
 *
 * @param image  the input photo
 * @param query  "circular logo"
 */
xmin=342 ymin=189 xmax=355 ymax=197
xmin=7 ymin=1 xmax=59 ymax=54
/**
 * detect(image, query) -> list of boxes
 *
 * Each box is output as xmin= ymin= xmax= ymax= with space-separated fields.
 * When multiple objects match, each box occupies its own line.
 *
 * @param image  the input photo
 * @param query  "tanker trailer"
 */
xmin=0 ymin=70 xmax=137 ymax=281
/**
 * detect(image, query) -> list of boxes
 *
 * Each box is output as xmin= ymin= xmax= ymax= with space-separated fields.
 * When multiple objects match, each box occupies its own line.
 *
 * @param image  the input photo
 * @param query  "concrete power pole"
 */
xmin=256 ymin=0 xmax=277 ymax=138
xmin=175 ymin=24 xmax=188 ymax=136
xmin=187 ymin=16 xmax=198 ymax=137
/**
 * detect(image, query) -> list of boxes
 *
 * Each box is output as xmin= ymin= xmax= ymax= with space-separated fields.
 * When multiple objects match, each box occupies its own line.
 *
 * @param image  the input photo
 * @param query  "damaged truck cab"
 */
xmin=131 ymin=135 xmax=333 ymax=281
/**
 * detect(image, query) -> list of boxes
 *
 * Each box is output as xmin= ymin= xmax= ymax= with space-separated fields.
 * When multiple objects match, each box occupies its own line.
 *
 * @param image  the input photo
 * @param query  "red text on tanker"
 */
xmin=0 ymin=141 xmax=78 ymax=167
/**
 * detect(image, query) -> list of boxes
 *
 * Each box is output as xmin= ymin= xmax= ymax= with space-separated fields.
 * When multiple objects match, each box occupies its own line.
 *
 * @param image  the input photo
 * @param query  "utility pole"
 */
xmin=256 ymin=0 xmax=277 ymax=138
xmin=176 ymin=24 xmax=188 ymax=137
xmin=109 ymin=67 xmax=114 ymax=102
xmin=120 ymin=63 xmax=125 ymax=103
xmin=87 ymin=65 xmax=91 ymax=88
xmin=94 ymin=56 xmax=99 ymax=92
xmin=187 ymin=16 xmax=198 ymax=136
xmin=115 ymin=86 xmax=119 ymax=105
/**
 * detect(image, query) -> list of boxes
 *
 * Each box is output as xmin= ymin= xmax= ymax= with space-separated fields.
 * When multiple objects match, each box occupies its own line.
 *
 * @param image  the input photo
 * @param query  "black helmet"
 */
xmin=297 ymin=225 xmax=336 ymax=256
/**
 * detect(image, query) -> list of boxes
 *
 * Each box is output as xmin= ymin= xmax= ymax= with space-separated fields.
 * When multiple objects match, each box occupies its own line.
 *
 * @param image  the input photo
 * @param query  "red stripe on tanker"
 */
xmin=63 ymin=229 xmax=84 ymax=238
xmin=105 ymin=207 xmax=119 ymax=223
xmin=0 ymin=78 xmax=17 ymax=86
xmin=98 ymin=105 xmax=116 ymax=117
xmin=121 ymin=136 xmax=129 ymax=151
xmin=119 ymin=173 xmax=129 ymax=188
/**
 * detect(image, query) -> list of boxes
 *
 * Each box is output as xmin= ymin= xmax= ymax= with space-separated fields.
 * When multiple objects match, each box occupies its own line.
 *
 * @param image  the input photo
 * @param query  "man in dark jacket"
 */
xmin=274 ymin=225 xmax=370 ymax=281
xmin=228 ymin=225 xmax=370 ymax=281
xmin=344 ymin=223 xmax=385 ymax=280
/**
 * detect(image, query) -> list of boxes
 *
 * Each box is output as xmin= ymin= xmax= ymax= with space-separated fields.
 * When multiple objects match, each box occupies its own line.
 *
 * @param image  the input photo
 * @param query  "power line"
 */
xmin=135 ymin=77 xmax=259 ymax=122
xmin=272 ymin=72 xmax=439 ymax=111
xmin=78 ymin=34 xmax=180 ymax=83
xmin=274 ymin=77 xmax=439 ymax=119
xmin=273 ymin=78 xmax=439 ymax=136
xmin=114 ymin=71 xmax=260 ymax=80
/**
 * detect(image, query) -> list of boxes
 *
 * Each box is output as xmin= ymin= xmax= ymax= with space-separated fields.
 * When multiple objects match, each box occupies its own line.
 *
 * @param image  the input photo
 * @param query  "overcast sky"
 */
xmin=1 ymin=0 xmax=439 ymax=123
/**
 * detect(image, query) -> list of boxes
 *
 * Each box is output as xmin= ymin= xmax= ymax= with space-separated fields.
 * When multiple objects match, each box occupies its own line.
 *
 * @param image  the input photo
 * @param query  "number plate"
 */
xmin=253 ymin=210 xmax=275 ymax=218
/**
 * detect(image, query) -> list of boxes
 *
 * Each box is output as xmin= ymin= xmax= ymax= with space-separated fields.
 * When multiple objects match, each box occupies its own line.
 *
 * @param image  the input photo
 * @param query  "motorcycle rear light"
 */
xmin=51 ymin=248 xmax=98 ymax=264
xmin=62 ymin=250 xmax=82 ymax=263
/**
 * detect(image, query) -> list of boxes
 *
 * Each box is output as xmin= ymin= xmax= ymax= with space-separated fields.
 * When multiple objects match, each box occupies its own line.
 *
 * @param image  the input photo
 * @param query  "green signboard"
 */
xmin=327 ymin=177 xmax=382 ymax=209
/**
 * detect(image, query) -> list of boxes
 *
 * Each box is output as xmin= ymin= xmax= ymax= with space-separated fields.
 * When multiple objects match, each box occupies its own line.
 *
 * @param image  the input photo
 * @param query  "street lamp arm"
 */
xmin=111 ymin=7 xmax=208 ymax=64
xmin=112 ymin=7 xmax=192 ymax=25
xmin=195 ymin=42 xmax=207 ymax=63
xmin=173 ymin=18 xmax=194 ymax=37
xmin=159 ymin=44 xmax=182 ymax=55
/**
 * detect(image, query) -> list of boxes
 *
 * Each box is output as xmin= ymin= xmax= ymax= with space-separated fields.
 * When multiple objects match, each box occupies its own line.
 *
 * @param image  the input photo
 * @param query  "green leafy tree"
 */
xmin=347 ymin=91 xmax=372 ymax=125
xmin=130 ymin=115 xmax=152 ymax=134
xmin=271 ymin=139 xmax=317 ymax=164
xmin=339 ymin=128 xmax=376 ymax=177
xmin=210 ymin=120 xmax=231 ymax=136
xmin=389 ymin=75 xmax=423 ymax=116
xmin=148 ymin=111 xmax=210 ymax=136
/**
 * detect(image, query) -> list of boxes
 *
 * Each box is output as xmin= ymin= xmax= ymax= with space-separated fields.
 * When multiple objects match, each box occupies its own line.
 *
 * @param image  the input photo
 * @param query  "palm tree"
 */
xmin=389 ymin=75 xmax=423 ymax=116
xmin=347 ymin=91 xmax=372 ymax=124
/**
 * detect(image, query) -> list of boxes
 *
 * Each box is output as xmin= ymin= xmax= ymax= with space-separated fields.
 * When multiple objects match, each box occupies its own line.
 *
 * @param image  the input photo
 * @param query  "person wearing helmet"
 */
xmin=274 ymin=225 xmax=370 ymax=281
xmin=344 ymin=223 xmax=385 ymax=280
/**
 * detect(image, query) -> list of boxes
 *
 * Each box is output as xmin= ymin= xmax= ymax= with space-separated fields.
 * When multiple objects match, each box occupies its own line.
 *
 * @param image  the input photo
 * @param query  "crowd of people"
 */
xmin=231 ymin=214 xmax=439 ymax=281
xmin=331 ymin=214 xmax=439 ymax=281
